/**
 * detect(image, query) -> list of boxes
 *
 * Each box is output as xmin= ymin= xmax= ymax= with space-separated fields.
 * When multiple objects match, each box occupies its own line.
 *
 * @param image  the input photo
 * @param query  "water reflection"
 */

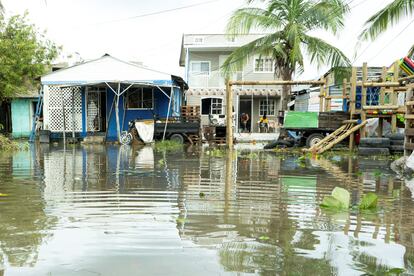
xmin=0 ymin=144 xmax=412 ymax=275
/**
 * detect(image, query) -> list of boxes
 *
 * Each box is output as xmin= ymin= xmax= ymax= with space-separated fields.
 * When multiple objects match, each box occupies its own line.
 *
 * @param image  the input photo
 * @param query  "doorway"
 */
xmin=86 ymin=87 xmax=106 ymax=133
xmin=239 ymin=98 xmax=252 ymax=132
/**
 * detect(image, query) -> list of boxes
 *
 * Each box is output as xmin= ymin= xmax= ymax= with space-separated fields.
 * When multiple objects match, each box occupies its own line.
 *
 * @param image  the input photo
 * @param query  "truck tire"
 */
xmin=359 ymin=138 xmax=390 ymax=148
xmin=358 ymin=147 xmax=390 ymax=156
xmin=386 ymin=133 xmax=405 ymax=141
xmin=264 ymin=139 xmax=293 ymax=149
xmin=170 ymin=134 xmax=184 ymax=144
xmin=390 ymin=145 xmax=404 ymax=152
xmin=306 ymin=133 xmax=325 ymax=148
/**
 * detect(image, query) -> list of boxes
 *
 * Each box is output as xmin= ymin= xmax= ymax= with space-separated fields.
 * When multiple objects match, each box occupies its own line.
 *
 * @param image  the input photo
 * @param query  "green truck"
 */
xmin=283 ymin=111 xmax=349 ymax=147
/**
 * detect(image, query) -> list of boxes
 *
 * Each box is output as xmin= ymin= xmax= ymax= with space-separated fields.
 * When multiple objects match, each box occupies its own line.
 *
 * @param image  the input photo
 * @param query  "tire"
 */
xmin=359 ymin=138 xmax=390 ymax=148
xmin=386 ymin=133 xmax=405 ymax=141
xmin=170 ymin=133 xmax=184 ymax=144
xmin=120 ymin=132 xmax=133 ymax=145
xmin=358 ymin=147 xmax=390 ymax=156
xmin=306 ymin=133 xmax=325 ymax=148
xmin=391 ymin=139 xmax=404 ymax=146
xmin=390 ymin=145 xmax=404 ymax=152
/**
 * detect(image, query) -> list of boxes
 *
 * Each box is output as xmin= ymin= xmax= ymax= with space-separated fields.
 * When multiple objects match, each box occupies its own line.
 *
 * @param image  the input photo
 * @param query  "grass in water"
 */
xmin=0 ymin=135 xmax=22 ymax=151
xmin=154 ymin=140 xmax=183 ymax=153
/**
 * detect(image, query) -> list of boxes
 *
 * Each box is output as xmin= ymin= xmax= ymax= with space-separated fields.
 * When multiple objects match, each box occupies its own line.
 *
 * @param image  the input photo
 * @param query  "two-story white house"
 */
xmin=179 ymin=34 xmax=282 ymax=135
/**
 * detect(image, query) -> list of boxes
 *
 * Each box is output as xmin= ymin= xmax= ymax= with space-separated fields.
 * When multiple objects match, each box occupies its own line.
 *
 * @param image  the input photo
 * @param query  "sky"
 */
xmin=3 ymin=0 xmax=414 ymax=80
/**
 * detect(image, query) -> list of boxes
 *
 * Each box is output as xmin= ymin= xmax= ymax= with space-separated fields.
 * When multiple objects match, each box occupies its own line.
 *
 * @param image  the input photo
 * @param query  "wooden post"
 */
xmin=342 ymin=78 xmax=347 ymax=99
xmin=361 ymin=62 xmax=368 ymax=138
xmin=349 ymin=67 xmax=357 ymax=150
xmin=392 ymin=61 xmax=399 ymax=133
xmin=380 ymin=67 xmax=387 ymax=104
xmin=319 ymin=78 xmax=325 ymax=112
xmin=405 ymin=88 xmax=414 ymax=156
xmin=226 ymin=80 xmax=233 ymax=149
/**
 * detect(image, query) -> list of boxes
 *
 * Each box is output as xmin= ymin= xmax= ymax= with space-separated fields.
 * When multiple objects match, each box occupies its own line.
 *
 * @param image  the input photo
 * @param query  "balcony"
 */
xmin=188 ymin=70 xmax=243 ymax=88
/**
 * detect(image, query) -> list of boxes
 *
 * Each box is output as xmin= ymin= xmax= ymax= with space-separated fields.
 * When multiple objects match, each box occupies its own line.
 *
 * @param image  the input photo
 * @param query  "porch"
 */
xmin=40 ymin=55 xmax=186 ymax=142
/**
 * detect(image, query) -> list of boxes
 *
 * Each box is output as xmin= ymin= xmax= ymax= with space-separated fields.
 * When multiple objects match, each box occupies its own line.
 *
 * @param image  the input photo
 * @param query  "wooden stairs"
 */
xmin=308 ymin=120 xmax=368 ymax=154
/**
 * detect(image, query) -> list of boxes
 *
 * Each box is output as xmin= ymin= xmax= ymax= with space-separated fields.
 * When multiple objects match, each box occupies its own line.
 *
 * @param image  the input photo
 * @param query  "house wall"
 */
xmin=106 ymin=86 xmax=182 ymax=141
xmin=44 ymin=84 xmax=183 ymax=141
xmin=187 ymin=51 xmax=280 ymax=89
xmin=239 ymin=96 xmax=279 ymax=132
xmin=11 ymin=98 xmax=34 ymax=138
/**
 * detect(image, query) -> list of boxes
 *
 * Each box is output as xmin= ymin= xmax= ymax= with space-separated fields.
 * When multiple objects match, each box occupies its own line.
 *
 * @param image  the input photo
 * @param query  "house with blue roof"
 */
xmin=38 ymin=54 xmax=187 ymax=142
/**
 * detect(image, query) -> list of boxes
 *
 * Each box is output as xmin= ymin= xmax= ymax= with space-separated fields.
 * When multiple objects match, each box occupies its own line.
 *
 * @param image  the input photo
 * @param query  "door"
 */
xmin=86 ymin=87 xmax=105 ymax=132
xmin=239 ymin=99 xmax=252 ymax=132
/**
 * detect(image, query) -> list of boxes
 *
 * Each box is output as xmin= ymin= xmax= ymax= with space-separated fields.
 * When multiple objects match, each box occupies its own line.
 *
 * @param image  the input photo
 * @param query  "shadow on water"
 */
xmin=0 ymin=143 xmax=412 ymax=275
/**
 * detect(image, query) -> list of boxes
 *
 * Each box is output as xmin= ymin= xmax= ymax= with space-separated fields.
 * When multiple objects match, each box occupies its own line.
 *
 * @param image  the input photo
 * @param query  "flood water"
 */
xmin=0 ymin=144 xmax=413 ymax=275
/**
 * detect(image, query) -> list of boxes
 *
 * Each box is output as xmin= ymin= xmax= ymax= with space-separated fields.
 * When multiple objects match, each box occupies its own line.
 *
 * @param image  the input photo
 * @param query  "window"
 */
xmin=201 ymin=98 xmax=223 ymax=115
xmin=190 ymin=61 xmax=210 ymax=76
xmin=259 ymin=99 xmax=275 ymax=115
xmin=126 ymin=87 xmax=153 ymax=109
xmin=254 ymin=57 xmax=274 ymax=73
xmin=193 ymin=36 xmax=204 ymax=44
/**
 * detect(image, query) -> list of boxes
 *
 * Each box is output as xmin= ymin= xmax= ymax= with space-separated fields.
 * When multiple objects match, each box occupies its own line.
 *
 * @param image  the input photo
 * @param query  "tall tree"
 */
xmin=0 ymin=13 xmax=58 ymax=99
xmin=222 ymin=0 xmax=351 ymax=110
xmin=359 ymin=0 xmax=414 ymax=45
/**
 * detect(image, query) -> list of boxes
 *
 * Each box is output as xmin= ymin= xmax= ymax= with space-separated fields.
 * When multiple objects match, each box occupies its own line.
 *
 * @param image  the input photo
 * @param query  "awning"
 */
xmin=186 ymin=87 xmax=281 ymax=97
xmin=41 ymin=54 xmax=187 ymax=89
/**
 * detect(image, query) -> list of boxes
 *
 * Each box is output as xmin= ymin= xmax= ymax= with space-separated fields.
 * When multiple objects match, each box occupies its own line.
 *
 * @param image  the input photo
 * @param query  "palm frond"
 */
xmin=226 ymin=7 xmax=284 ymax=36
xmin=0 ymin=1 xmax=4 ymax=17
xmin=359 ymin=0 xmax=414 ymax=41
xmin=221 ymin=32 xmax=284 ymax=77
xmin=299 ymin=0 xmax=349 ymax=33
xmin=303 ymin=35 xmax=350 ymax=68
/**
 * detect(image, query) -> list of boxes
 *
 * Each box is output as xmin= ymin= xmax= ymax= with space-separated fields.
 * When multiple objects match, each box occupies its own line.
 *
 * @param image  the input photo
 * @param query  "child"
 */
xmin=259 ymin=112 xmax=269 ymax=132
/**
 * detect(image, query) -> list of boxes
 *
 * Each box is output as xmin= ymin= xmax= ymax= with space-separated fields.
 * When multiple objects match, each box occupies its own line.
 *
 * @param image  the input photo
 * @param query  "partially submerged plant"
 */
xmin=0 ymin=135 xmax=20 ymax=151
xmin=359 ymin=193 xmax=378 ymax=210
xmin=206 ymin=148 xmax=226 ymax=158
xmin=154 ymin=140 xmax=182 ymax=153
xmin=320 ymin=187 xmax=350 ymax=210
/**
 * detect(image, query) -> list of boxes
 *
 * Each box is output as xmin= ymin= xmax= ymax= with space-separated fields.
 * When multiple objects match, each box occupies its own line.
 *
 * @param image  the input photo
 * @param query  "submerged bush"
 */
xmin=154 ymin=140 xmax=182 ymax=153
xmin=0 ymin=135 xmax=20 ymax=151
xmin=205 ymin=148 xmax=226 ymax=158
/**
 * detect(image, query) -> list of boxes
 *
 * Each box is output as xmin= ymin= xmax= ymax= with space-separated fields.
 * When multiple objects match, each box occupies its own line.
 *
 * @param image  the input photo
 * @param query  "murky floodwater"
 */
xmin=0 ymin=144 xmax=413 ymax=275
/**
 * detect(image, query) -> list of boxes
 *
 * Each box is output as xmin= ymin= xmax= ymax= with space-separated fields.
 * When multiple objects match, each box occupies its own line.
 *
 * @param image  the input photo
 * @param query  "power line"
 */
xmin=366 ymin=17 xmax=414 ymax=63
xmin=86 ymin=0 xmax=221 ymax=26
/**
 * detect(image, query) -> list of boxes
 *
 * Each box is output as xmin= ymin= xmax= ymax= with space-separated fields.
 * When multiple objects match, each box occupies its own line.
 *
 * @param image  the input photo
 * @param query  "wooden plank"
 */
xmin=358 ymin=82 xmax=401 ymax=87
xmin=319 ymin=78 xmax=325 ymax=112
xmin=405 ymin=142 xmax=414 ymax=150
xmin=406 ymin=128 xmax=414 ymax=136
xmin=380 ymin=67 xmax=387 ymax=105
xmin=317 ymin=120 xmax=368 ymax=154
xmin=342 ymin=79 xmax=347 ymax=99
xmin=406 ymin=101 xmax=414 ymax=106
xmin=405 ymin=114 xmax=414 ymax=120
xmin=350 ymin=67 xmax=357 ymax=115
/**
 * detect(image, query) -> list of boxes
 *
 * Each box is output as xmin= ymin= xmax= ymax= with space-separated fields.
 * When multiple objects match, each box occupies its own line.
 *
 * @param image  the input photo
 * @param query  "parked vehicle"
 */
xmin=120 ymin=117 xmax=200 ymax=145
xmin=282 ymin=111 xmax=349 ymax=147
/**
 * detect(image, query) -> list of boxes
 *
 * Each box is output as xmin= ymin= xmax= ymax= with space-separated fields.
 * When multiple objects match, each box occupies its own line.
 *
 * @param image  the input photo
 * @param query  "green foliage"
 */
xmin=222 ymin=0 xmax=351 ymax=91
xmin=154 ymin=140 xmax=182 ymax=153
xmin=359 ymin=193 xmax=378 ymax=210
xmin=205 ymin=148 xmax=226 ymax=158
xmin=157 ymin=158 xmax=165 ymax=166
xmin=199 ymin=192 xmax=205 ymax=198
xmin=0 ymin=13 xmax=59 ymax=99
xmin=0 ymin=134 xmax=19 ymax=151
xmin=320 ymin=187 xmax=350 ymax=210
xmin=359 ymin=0 xmax=414 ymax=42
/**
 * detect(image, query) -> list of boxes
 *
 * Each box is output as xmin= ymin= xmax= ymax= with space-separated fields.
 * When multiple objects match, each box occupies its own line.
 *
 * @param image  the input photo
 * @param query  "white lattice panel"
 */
xmin=48 ymin=86 xmax=83 ymax=132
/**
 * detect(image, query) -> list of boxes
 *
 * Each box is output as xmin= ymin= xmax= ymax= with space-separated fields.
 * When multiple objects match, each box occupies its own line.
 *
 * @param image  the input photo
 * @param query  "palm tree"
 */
xmin=359 ymin=0 xmax=414 ymax=42
xmin=222 ymin=0 xmax=351 ymax=110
